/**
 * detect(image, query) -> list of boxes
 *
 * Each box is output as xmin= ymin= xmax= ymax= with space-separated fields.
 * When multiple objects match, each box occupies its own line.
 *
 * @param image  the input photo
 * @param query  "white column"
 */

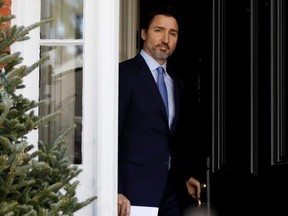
xmin=79 ymin=0 xmax=119 ymax=215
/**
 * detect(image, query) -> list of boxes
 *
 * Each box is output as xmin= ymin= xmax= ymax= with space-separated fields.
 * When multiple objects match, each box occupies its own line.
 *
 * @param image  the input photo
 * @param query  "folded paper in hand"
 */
xmin=131 ymin=206 xmax=159 ymax=216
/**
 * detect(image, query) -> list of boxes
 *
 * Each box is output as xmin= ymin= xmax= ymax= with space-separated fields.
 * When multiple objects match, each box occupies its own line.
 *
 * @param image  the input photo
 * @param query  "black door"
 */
xmin=210 ymin=0 xmax=288 ymax=215
xmin=140 ymin=0 xmax=288 ymax=215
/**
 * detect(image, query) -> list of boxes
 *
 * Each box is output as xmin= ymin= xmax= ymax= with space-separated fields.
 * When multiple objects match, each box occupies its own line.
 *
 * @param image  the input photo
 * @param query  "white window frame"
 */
xmin=11 ymin=0 xmax=119 ymax=215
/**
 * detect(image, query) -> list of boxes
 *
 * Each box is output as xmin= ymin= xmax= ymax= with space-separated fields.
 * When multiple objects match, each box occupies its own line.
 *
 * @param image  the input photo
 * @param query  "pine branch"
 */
xmin=33 ymin=111 xmax=62 ymax=129
xmin=23 ymin=55 xmax=50 ymax=77
xmin=0 ymin=52 xmax=22 ymax=70
xmin=0 ymin=18 xmax=54 ymax=52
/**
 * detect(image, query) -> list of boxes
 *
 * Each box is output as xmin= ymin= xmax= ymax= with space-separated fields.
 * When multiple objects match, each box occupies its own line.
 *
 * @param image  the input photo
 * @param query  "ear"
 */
xmin=141 ymin=29 xmax=146 ymax=40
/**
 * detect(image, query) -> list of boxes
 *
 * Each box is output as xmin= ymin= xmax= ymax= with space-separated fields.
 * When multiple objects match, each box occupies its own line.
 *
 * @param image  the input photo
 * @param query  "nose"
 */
xmin=161 ymin=32 xmax=169 ymax=44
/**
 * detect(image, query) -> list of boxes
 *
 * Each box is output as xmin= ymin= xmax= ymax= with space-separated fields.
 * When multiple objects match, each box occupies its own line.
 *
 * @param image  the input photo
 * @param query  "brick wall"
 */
xmin=0 ymin=0 xmax=11 ymax=16
xmin=0 ymin=0 xmax=12 ymax=65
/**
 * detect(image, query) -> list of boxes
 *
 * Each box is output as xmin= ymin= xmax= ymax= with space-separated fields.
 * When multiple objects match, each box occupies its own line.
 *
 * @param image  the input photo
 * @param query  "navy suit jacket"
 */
xmin=118 ymin=53 xmax=187 ymax=207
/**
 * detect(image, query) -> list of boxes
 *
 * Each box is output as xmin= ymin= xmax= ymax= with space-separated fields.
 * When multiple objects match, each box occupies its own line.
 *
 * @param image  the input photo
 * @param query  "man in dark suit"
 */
xmin=118 ymin=4 xmax=204 ymax=216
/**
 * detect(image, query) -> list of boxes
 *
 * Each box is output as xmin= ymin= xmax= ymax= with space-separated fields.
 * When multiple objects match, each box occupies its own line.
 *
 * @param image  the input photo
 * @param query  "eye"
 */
xmin=155 ymin=28 xmax=162 ymax=32
xmin=170 ymin=32 xmax=177 ymax=37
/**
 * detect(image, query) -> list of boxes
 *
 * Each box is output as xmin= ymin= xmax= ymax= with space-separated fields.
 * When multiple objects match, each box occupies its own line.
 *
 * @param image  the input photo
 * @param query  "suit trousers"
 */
xmin=158 ymin=171 xmax=183 ymax=216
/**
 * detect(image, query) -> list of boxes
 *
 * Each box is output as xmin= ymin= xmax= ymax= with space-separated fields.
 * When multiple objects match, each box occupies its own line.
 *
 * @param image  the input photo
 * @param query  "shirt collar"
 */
xmin=140 ymin=49 xmax=167 ymax=72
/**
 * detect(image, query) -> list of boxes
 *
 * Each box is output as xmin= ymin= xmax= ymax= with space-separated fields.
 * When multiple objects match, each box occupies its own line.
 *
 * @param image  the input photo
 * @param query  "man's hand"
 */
xmin=118 ymin=193 xmax=131 ymax=216
xmin=186 ymin=176 xmax=201 ymax=199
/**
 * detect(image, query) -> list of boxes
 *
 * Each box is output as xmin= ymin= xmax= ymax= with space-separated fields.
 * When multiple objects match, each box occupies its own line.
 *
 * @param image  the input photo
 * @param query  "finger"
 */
xmin=118 ymin=205 xmax=127 ymax=216
xmin=125 ymin=206 xmax=131 ymax=215
xmin=197 ymin=184 xmax=201 ymax=198
xmin=120 ymin=205 xmax=130 ymax=216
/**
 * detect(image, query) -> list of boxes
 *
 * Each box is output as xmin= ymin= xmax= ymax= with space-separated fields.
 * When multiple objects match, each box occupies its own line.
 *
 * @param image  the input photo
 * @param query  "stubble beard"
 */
xmin=149 ymin=47 xmax=170 ymax=62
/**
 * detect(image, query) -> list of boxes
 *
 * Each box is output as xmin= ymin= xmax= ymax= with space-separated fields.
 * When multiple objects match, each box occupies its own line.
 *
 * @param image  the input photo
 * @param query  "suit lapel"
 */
xmin=136 ymin=55 xmax=169 ymax=122
xmin=169 ymin=73 xmax=180 ymax=133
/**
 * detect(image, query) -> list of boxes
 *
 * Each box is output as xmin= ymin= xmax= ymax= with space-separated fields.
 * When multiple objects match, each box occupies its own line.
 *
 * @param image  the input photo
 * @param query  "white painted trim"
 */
xmin=81 ymin=0 xmax=119 ymax=214
xmin=11 ymin=0 xmax=41 ymax=146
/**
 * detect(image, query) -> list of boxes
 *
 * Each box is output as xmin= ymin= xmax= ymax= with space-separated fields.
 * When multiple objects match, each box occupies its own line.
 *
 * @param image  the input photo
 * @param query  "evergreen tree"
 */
xmin=0 ymin=1 xmax=97 ymax=215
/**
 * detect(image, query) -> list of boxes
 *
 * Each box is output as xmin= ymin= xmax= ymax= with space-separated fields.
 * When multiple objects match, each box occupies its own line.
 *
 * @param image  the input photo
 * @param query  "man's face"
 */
xmin=141 ymin=14 xmax=179 ymax=65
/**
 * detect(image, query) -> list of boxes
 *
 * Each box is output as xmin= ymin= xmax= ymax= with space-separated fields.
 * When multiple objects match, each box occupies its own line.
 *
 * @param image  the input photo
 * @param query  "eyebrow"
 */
xmin=153 ymin=26 xmax=178 ymax=33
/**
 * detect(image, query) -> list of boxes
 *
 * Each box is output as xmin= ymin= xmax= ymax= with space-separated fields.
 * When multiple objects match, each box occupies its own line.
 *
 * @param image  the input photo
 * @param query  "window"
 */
xmin=39 ymin=0 xmax=84 ymax=164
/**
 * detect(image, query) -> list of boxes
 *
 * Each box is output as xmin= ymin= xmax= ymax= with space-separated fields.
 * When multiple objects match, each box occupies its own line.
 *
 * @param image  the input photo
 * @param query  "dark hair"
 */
xmin=140 ymin=3 xmax=180 ymax=31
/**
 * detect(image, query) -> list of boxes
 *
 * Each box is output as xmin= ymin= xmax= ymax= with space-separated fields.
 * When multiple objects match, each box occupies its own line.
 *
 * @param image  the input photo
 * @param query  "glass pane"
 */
xmin=39 ymin=46 xmax=83 ymax=164
xmin=41 ymin=0 xmax=83 ymax=39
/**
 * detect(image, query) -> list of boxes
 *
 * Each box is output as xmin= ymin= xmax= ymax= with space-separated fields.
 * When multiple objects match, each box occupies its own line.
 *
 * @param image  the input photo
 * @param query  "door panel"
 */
xmin=212 ymin=0 xmax=254 ymax=174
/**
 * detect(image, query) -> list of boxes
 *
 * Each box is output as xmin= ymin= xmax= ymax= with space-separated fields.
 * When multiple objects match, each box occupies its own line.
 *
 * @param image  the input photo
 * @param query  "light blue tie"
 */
xmin=157 ymin=66 xmax=169 ymax=118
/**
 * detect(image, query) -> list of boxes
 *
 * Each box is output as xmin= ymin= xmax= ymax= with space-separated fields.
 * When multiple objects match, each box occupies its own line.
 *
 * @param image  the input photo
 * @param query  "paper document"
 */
xmin=131 ymin=206 xmax=159 ymax=216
